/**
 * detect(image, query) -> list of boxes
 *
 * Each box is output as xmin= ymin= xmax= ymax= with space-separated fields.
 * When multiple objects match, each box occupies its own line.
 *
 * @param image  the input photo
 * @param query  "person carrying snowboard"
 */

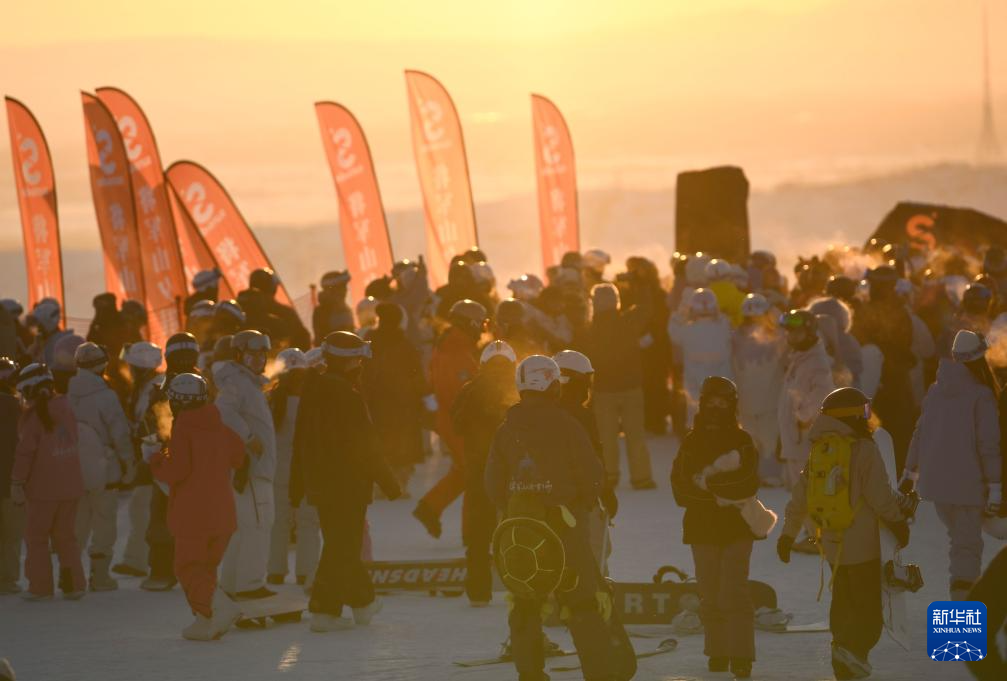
xmin=148 ymin=373 xmax=244 ymax=640
xmin=485 ymin=355 xmax=631 ymax=681
xmin=670 ymin=376 xmax=762 ymax=679
xmin=778 ymin=387 xmax=909 ymax=680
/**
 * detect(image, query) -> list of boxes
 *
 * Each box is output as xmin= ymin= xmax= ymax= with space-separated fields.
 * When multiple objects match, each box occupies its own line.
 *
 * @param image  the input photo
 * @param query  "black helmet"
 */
xmin=165 ymin=332 xmax=200 ymax=370
xmin=92 ymin=292 xmax=117 ymax=310
xmin=120 ymin=299 xmax=148 ymax=324
xmin=560 ymin=251 xmax=583 ymax=270
xmin=460 ymin=247 xmax=488 ymax=265
xmin=779 ymin=309 xmax=819 ymax=335
xmin=320 ymin=270 xmax=350 ymax=289
xmin=249 ymin=268 xmax=279 ymax=296
xmin=821 ymin=387 xmax=871 ymax=421
xmin=321 ymin=331 xmax=371 ymax=361
xmin=826 ymin=275 xmax=857 ymax=302
xmin=496 ymin=299 xmax=525 ymax=327
xmin=962 ymin=283 xmax=994 ymax=315
xmin=700 ymin=375 xmax=738 ymax=402
xmin=983 ymin=246 xmax=1007 ymax=276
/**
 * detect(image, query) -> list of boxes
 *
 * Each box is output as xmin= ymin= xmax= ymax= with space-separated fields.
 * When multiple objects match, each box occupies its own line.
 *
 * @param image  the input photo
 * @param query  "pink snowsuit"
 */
xmin=11 ymin=395 xmax=85 ymax=596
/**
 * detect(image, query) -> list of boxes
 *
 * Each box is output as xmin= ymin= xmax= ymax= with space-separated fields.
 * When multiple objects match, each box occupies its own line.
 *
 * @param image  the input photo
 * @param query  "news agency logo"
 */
xmin=928 ymin=601 xmax=986 ymax=661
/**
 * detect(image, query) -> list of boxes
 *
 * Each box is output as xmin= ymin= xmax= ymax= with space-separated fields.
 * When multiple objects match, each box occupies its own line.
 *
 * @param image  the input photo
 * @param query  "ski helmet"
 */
xmin=821 ymin=387 xmax=871 ymax=421
xmin=560 ymin=251 xmax=583 ymax=270
xmin=30 ymin=299 xmax=61 ymax=332
xmin=496 ymin=299 xmax=526 ymax=327
xmin=685 ymin=253 xmax=712 ymax=286
xmin=166 ymin=373 xmax=208 ymax=409
xmin=826 ymin=275 xmax=857 ymax=302
xmin=779 ymin=309 xmax=818 ymax=335
xmin=16 ymin=363 xmax=54 ymax=399
xmin=321 ymin=270 xmax=351 ymax=289
xmin=250 ymin=268 xmax=279 ymax=296
xmin=188 ymin=299 xmax=216 ymax=319
xmin=460 ymin=246 xmax=488 ymax=265
xmin=0 ymin=299 xmax=23 ymax=318
xmin=962 ymin=283 xmax=993 ymax=315
xmin=700 ymin=375 xmax=738 ymax=403
xmin=470 ymin=262 xmax=495 ymax=288
xmin=951 ymin=330 xmax=988 ymax=363
xmin=689 ymin=288 xmax=719 ymax=317
xmin=515 ymin=355 xmax=561 ymax=393
xmin=492 ymin=516 xmax=567 ymax=599
xmin=749 ymin=250 xmax=776 ymax=269
xmin=276 ymin=348 xmax=306 ymax=371
xmin=123 ymin=341 xmax=163 ymax=370
xmin=866 ymin=265 xmax=898 ymax=286
xmin=480 ymin=340 xmax=517 ymax=365
xmin=449 ymin=299 xmax=488 ymax=334
xmin=120 ymin=300 xmax=148 ymax=325
xmin=321 ymin=331 xmax=372 ymax=359
xmin=92 ymin=292 xmax=117 ymax=311
xmin=233 ymin=329 xmax=270 ymax=354
xmin=741 ymin=293 xmax=770 ymax=318
xmin=216 ymin=299 xmax=245 ymax=324
xmin=74 ymin=342 xmax=109 ymax=372
xmin=553 ymin=350 xmax=594 ymax=382
xmin=507 ymin=274 xmax=545 ymax=301
xmin=192 ymin=269 xmax=221 ymax=292
xmin=704 ymin=258 xmax=733 ymax=282
xmin=582 ymin=249 xmax=611 ymax=274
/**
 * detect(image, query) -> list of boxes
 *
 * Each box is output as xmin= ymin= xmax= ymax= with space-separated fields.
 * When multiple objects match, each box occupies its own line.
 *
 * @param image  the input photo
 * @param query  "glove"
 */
xmin=595 ymin=591 xmax=613 ymax=623
xmin=885 ymin=518 xmax=911 ymax=548
xmin=986 ymin=483 xmax=1002 ymax=517
xmin=10 ymin=483 xmax=26 ymax=506
xmin=140 ymin=434 xmax=163 ymax=462
xmin=777 ymin=534 xmax=794 ymax=564
xmin=600 ymin=487 xmax=619 ymax=519
xmin=898 ymin=470 xmax=918 ymax=495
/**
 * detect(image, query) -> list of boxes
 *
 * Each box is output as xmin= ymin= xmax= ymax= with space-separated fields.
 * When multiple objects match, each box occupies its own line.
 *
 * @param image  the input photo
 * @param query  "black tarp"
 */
xmin=867 ymin=201 xmax=1007 ymax=256
xmin=675 ymin=165 xmax=750 ymax=264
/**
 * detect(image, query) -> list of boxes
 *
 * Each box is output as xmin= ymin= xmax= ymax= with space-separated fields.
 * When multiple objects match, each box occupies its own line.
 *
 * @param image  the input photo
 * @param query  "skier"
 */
xmin=312 ymin=270 xmax=354 ymax=345
xmin=0 ymin=357 xmax=22 ymax=594
xmin=66 ymin=342 xmax=132 ymax=592
xmin=389 ymin=257 xmax=435 ymax=354
xmin=118 ymin=301 xmax=149 ymax=347
xmin=554 ymin=349 xmax=619 ymax=574
xmin=185 ymin=300 xmax=216 ymax=351
xmin=10 ymin=363 xmax=86 ymax=600
xmin=112 ymin=341 xmax=163 ymax=579
xmin=248 ymin=267 xmax=310 ymax=350
xmin=671 ymin=376 xmax=761 ymax=679
xmin=413 ymin=299 xmax=485 ymax=538
xmin=778 ymin=387 xmax=909 ymax=680
xmin=148 ymin=373 xmax=244 ymax=640
xmin=584 ymin=282 xmax=656 ymax=489
xmin=291 ymin=331 xmax=401 ymax=631
xmin=485 ymin=355 xmax=623 ymax=681
xmin=667 ymin=288 xmax=734 ymax=428
xmin=452 ymin=339 xmax=520 ymax=605
xmin=267 ymin=349 xmax=321 ymax=587
xmin=184 ymin=268 xmax=222 ymax=316
xmin=1 ymin=299 xmax=31 ymax=365
xmin=213 ymin=329 xmax=277 ymax=599
xmin=26 ymin=299 xmax=73 ymax=366
xmin=901 ymin=330 xmax=1001 ymax=600
xmin=732 ymin=293 xmax=786 ymax=486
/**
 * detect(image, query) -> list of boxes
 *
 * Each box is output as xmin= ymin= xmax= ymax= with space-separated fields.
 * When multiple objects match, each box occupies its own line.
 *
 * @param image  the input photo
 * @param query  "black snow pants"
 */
xmin=146 ymin=485 xmax=175 ymax=581
xmin=967 ymin=545 xmax=1007 ymax=680
xmin=311 ymin=498 xmax=374 ymax=616
xmin=463 ymin=462 xmax=497 ymax=603
xmin=830 ymin=559 xmax=883 ymax=670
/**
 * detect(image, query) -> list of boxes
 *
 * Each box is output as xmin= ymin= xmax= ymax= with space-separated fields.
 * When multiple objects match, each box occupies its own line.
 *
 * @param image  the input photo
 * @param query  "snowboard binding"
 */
xmin=884 ymin=559 xmax=924 ymax=593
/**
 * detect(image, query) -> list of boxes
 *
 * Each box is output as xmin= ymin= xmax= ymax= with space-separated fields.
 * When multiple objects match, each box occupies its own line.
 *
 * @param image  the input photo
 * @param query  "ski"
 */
xmin=549 ymin=638 xmax=678 ymax=672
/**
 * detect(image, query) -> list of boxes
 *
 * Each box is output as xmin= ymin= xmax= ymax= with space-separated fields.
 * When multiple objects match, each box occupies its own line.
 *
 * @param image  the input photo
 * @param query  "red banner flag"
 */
xmin=168 ymin=184 xmax=234 ymax=301
xmin=81 ymin=92 xmax=146 ymax=306
xmin=315 ymin=102 xmax=395 ymax=304
xmin=405 ymin=70 xmax=478 ymax=288
xmin=5 ymin=97 xmax=65 ymax=314
xmin=532 ymin=94 xmax=580 ymax=271
xmin=95 ymin=87 xmax=187 ymax=347
xmin=165 ymin=161 xmax=289 ymax=305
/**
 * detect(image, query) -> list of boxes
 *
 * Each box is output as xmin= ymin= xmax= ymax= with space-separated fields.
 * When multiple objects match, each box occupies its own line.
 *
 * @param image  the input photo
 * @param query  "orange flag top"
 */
xmin=81 ymin=92 xmax=145 ymax=306
xmin=532 ymin=95 xmax=580 ymax=272
xmin=405 ymin=70 xmax=478 ymax=289
xmin=95 ymin=87 xmax=187 ymax=347
xmin=5 ymin=97 xmax=64 ymax=313
xmin=168 ymin=185 xmax=234 ymax=301
xmin=165 ymin=161 xmax=289 ymax=306
xmin=315 ymin=102 xmax=395 ymax=304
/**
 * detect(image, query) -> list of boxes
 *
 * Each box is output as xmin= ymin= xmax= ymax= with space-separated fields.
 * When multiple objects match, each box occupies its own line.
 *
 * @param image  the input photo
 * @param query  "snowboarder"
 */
xmin=66 ymin=342 xmax=132 ymax=592
xmin=670 ymin=376 xmax=761 ymax=679
xmin=10 ymin=363 xmax=86 ymax=600
xmin=452 ymin=339 xmax=520 ymax=605
xmin=291 ymin=331 xmax=401 ymax=631
xmin=148 ymin=373 xmax=244 ymax=640
xmin=0 ymin=357 xmax=22 ymax=595
xmin=214 ymin=330 xmax=277 ymax=599
xmin=901 ymin=330 xmax=1001 ymax=600
xmin=778 ymin=387 xmax=909 ymax=680
xmin=312 ymin=270 xmax=355 ymax=345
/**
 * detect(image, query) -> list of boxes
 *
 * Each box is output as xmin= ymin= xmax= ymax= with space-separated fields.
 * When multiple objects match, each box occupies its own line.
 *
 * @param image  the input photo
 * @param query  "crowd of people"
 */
xmin=2 ymin=239 xmax=1007 ymax=680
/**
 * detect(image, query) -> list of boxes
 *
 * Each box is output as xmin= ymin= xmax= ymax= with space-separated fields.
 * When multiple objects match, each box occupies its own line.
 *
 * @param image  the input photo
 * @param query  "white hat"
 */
xmin=480 ymin=340 xmax=517 ymax=365
xmin=553 ymin=350 xmax=594 ymax=383
xmin=951 ymin=330 xmax=988 ymax=363
xmin=123 ymin=341 xmax=163 ymax=369
xmin=188 ymin=300 xmax=215 ymax=319
xmin=685 ymin=253 xmax=712 ymax=286
xmin=74 ymin=342 xmax=108 ymax=371
xmin=16 ymin=362 xmax=53 ymax=395
xmin=31 ymin=299 xmax=61 ymax=331
xmin=515 ymin=355 xmax=561 ymax=392
xmin=582 ymin=249 xmax=611 ymax=274
xmin=741 ymin=293 xmax=770 ymax=318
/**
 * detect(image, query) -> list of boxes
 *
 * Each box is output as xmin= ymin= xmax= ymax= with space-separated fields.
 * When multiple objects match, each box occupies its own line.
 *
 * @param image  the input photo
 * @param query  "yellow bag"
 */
xmin=806 ymin=433 xmax=857 ymax=532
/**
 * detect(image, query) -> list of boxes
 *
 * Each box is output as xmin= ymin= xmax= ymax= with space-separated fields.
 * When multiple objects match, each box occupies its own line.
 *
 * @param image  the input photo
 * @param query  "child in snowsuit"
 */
xmin=0 ymin=358 xmax=23 ymax=594
xmin=779 ymin=387 xmax=908 ymax=680
xmin=149 ymin=373 xmax=244 ymax=640
xmin=10 ymin=363 xmax=86 ymax=599
xmin=671 ymin=376 xmax=762 ymax=679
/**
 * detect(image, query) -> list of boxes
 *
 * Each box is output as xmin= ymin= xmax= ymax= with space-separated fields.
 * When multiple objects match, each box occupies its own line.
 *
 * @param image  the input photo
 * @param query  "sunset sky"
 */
xmin=0 ymin=0 xmax=1002 ymax=238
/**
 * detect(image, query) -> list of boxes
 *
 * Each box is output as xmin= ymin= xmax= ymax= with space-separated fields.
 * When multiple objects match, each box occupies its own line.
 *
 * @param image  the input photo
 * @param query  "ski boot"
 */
xmin=310 ymin=612 xmax=355 ymax=632
xmin=140 ymin=575 xmax=177 ymax=591
xmin=831 ymin=644 xmax=871 ymax=679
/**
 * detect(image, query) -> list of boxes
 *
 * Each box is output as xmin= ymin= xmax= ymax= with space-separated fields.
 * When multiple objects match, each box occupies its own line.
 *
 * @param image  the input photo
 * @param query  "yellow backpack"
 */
xmin=806 ymin=432 xmax=858 ymax=532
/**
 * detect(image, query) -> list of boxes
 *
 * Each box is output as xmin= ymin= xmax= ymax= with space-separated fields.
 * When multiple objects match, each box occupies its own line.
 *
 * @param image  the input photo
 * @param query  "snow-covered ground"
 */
xmin=1 ymin=433 xmax=1000 ymax=680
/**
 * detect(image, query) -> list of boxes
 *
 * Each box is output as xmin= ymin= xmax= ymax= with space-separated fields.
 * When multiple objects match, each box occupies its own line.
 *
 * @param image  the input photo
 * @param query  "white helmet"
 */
xmin=123 ymin=341 xmax=163 ymax=370
xmin=507 ymin=274 xmax=545 ymax=301
xmin=729 ymin=263 xmax=749 ymax=287
xmin=480 ymin=340 xmax=517 ymax=365
xmin=74 ymin=342 xmax=108 ymax=372
xmin=356 ymin=296 xmax=379 ymax=329
xmin=216 ymin=299 xmax=245 ymax=324
xmin=689 ymin=288 xmax=719 ymax=317
xmin=582 ymin=249 xmax=611 ymax=274
xmin=685 ymin=253 xmax=712 ymax=286
xmin=741 ymin=293 xmax=770 ymax=318
xmin=304 ymin=347 xmax=325 ymax=367
xmin=16 ymin=362 xmax=53 ymax=397
xmin=276 ymin=348 xmax=306 ymax=371
xmin=553 ymin=350 xmax=594 ymax=383
xmin=188 ymin=300 xmax=215 ymax=319
xmin=704 ymin=258 xmax=733 ymax=282
xmin=166 ymin=373 xmax=208 ymax=406
xmin=515 ymin=355 xmax=561 ymax=392
xmin=31 ymin=299 xmax=61 ymax=332
xmin=983 ymin=515 xmax=1007 ymax=540
xmin=233 ymin=329 xmax=271 ymax=353
xmin=470 ymin=261 xmax=496 ymax=287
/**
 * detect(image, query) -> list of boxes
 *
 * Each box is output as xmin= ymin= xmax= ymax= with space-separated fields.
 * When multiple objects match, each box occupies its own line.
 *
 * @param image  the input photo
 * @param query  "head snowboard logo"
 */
xmin=927 ymin=601 xmax=986 ymax=661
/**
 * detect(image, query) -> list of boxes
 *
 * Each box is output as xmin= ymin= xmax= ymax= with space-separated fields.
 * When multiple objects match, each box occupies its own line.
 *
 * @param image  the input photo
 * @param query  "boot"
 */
xmin=182 ymin=614 xmax=215 ymax=641
xmin=59 ymin=567 xmax=85 ymax=600
xmin=209 ymin=588 xmax=241 ymax=638
xmin=140 ymin=575 xmax=178 ymax=591
xmin=831 ymin=644 xmax=871 ymax=679
xmin=730 ymin=658 xmax=752 ymax=678
xmin=111 ymin=562 xmax=146 ymax=577
xmin=89 ymin=554 xmax=119 ymax=592
xmin=310 ymin=612 xmax=355 ymax=632
xmin=352 ymin=597 xmax=383 ymax=625
xmin=950 ymin=580 xmax=973 ymax=602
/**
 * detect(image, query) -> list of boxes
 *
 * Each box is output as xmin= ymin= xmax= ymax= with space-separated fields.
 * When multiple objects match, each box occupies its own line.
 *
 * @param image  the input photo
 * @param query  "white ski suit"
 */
xmin=732 ymin=323 xmax=787 ymax=482
xmin=119 ymin=372 xmax=164 ymax=572
xmin=667 ymin=312 xmax=734 ymax=427
xmin=777 ymin=341 xmax=834 ymax=488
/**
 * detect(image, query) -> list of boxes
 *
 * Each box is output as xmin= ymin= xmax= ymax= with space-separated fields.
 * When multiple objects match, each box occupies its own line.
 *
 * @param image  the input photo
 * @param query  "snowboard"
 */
xmin=549 ymin=638 xmax=678 ymax=672
xmin=875 ymin=427 xmax=911 ymax=651
xmin=774 ymin=621 xmax=830 ymax=634
xmin=235 ymin=590 xmax=307 ymax=628
xmin=365 ymin=558 xmax=466 ymax=592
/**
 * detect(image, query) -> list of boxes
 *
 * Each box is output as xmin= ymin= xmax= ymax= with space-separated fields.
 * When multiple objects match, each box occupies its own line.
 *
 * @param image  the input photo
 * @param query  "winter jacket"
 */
xmin=583 ymin=308 xmax=647 ymax=393
xmin=906 ymin=359 xmax=1001 ymax=506
xmin=778 ymin=341 xmax=834 ymax=464
xmin=453 ymin=363 xmax=520 ymax=482
xmin=126 ymin=372 xmax=164 ymax=487
xmin=709 ymin=280 xmax=746 ymax=327
xmin=11 ymin=395 xmax=84 ymax=501
xmin=291 ymin=369 xmax=398 ymax=508
xmin=732 ymin=322 xmax=786 ymax=418
xmin=312 ymin=293 xmax=355 ymax=346
xmin=667 ymin=313 xmax=734 ymax=418
xmin=782 ymin=415 xmax=903 ymax=565
xmin=213 ymin=360 xmax=277 ymax=483
xmin=429 ymin=327 xmax=479 ymax=457
xmin=852 ymin=297 xmax=915 ymax=374
xmin=28 ymin=328 xmax=74 ymax=367
xmin=66 ymin=370 xmax=133 ymax=489
xmin=671 ymin=416 xmax=760 ymax=545
xmin=272 ymin=395 xmax=299 ymax=489
xmin=268 ymin=299 xmax=311 ymax=351
xmin=809 ymin=297 xmax=863 ymax=387
xmin=150 ymin=403 xmax=245 ymax=537
xmin=0 ymin=307 xmax=15 ymax=360
xmin=485 ymin=394 xmax=604 ymax=514
xmin=0 ymin=393 xmax=18 ymax=499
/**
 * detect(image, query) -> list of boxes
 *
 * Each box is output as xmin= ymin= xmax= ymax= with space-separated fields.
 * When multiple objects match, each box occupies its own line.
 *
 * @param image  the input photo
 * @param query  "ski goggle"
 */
xmin=822 ymin=402 xmax=872 ymax=420
xmin=779 ymin=311 xmax=809 ymax=329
